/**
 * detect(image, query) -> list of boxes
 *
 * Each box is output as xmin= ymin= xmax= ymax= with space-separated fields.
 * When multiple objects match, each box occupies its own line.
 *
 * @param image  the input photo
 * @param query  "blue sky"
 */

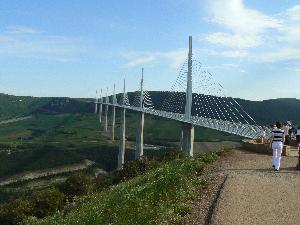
xmin=0 ymin=0 xmax=299 ymax=100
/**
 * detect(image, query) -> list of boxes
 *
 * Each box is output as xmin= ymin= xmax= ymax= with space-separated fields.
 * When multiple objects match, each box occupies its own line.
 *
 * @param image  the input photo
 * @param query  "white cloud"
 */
xmin=289 ymin=67 xmax=300 ymax=73
xmin=204 ymin=1 xmax=300 ymax=63
xmin=209 ymin=50 xmax=248 ymax=58
xmin=123 ymin=55 xmax=155 ymax=68
xmin=121 ymin=48 xmax=188 ymax=69
xmin=205 ymin=0 xmax=281 ymax=49
xmin=286 ymin=5 xmax=300 ymax=21
xmin=5 ymin=26 xmax=40 ymax=34
xmin=209 ymin=0 xmax=281 ymax=34
xmin=0 ymin=26 xmax=88 ymax=62
xmin=206 ymin=32 xmax=261 ymax=48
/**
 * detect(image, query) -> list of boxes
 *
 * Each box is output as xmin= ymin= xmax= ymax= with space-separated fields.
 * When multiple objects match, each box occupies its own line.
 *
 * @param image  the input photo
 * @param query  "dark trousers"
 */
xmin=296 ymin=135 xmax=300 ymax=144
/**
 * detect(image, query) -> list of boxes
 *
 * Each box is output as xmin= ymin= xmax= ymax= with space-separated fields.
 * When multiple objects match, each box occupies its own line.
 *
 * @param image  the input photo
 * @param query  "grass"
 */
xmin=24 ymin=152 xmax=219 ymax=225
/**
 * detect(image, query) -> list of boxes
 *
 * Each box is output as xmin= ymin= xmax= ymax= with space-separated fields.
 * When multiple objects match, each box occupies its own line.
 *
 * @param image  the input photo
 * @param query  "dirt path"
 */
xmin=0 ymin=159 xmax=95 ymax=186
xmin=185 ymin=149 xmax=300 ymax=225
xmin=0 ymin=115 xmax=32 ymax=125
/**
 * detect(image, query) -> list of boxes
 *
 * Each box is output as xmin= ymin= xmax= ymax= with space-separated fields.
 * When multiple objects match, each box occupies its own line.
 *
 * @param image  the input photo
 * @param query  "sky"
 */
xmin=0 ymin=0 xmax=299 ymax=100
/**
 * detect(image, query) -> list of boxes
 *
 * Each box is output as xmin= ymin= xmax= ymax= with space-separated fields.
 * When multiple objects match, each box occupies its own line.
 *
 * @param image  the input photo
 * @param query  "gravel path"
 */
xmin=185 ymin=149 xmax=300 ymax=225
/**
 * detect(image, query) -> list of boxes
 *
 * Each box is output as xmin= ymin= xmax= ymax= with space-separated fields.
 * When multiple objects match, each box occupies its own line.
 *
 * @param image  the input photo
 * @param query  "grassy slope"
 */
xmin=25 ymin=152 xmax=218 ymax=225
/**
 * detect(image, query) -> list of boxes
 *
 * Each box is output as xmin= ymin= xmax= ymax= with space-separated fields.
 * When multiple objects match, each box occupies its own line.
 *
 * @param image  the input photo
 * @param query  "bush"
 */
xmin=112 ymin=157 xmax=156 ymax=183
xmin=112 ymin=148 xmax=187 ymax=184
xmin=94 ymin=174 xmax=112 ymax=190
xmin=0 ymin=198 xmax=32 ymax=225
xmin=30 ymin=188 xmax=65 ymax=218
xmin=159 ymin=148 xmax=186 ymax=161
xmin=59 ymin=172 xmax=94 ymax=198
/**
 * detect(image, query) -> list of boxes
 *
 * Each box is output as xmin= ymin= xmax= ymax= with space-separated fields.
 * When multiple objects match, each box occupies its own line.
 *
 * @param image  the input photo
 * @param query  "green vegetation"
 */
xmin=23 ymin=151 xmax=219 ymax=225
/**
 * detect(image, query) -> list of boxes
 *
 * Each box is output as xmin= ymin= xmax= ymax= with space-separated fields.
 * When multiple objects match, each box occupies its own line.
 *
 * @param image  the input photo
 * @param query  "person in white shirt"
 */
xmin=270 ymin=122 xmax=285 ymax=171
xmin=283 ymin=123 xmax=290 ymax=145
xmin=296 ymin=126 xmax=300 ymax=144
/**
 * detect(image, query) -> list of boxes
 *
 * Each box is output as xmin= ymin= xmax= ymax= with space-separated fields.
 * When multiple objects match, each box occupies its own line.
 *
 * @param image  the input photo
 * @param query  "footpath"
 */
xmin=185 ymin=149 xmax=300 ymax=225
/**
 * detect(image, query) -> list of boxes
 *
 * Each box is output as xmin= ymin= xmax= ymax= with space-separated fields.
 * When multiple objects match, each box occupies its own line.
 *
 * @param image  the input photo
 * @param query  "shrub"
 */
xmin=59 ymin=172 xmax=94 ymax=198
xmin=30 ymin=188 xmax=65 ymax=218
xmin=0 ymin=198 xmax=32 ymax=225
xmin=159 ymin=148 xmax=186 ymax=161
xmin=94 ymin=174 xmax=112 ymax=190
xmin=112 ymin=157 xmax=151 ymax=183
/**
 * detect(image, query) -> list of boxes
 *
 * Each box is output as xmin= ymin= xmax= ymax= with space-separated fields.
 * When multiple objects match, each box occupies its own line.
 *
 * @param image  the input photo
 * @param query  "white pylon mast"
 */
xmin=100 ymin=89 xmax=102 ymax=103
xmin=185 ymin=36 xmax=193 ymax=120
xmin=140 ymin=68 xmax=144 ymax=109
xmin=94 ymin=90 xmax=98 ymax=114
xmin=113 ymin=83 xmax=116 ymax=104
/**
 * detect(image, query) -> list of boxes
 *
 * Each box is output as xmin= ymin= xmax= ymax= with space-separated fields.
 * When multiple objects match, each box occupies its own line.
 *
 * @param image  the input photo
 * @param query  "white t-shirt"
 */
xmin=296 ymin=129 xmax=300 ymax=136
xmin=283 ymin=125 xmax=290 ymax=135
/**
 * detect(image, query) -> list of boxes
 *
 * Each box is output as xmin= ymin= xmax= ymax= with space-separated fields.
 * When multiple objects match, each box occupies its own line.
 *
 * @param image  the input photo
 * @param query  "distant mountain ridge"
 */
xmin=0 ymin=93 xmax=299 ymax=125
xmin=0 ymin=93 xmax=92 ymax=121
xmin=236 ymin=97 xmax=300 ymax=125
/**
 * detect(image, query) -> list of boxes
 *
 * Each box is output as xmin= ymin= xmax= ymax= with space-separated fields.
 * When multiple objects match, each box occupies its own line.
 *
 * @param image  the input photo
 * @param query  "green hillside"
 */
xmin=0 ymin=94 xmax=92 ymax=121
xmin=0 ymin=94 xmax=48 ymax=121
xmin=23 ymin=151 xmax=219 ymax=225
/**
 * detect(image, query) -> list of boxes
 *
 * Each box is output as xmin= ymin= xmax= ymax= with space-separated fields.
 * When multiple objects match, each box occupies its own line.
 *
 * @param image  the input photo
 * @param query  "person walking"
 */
xmin=270 ymin=121 xmax=285 ymax=171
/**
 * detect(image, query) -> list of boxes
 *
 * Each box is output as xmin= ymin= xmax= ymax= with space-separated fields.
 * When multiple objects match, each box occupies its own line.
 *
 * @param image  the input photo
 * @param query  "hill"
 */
xmin=0 ymin=94 xmax=92 ymax=121
xmin=236 ymin=98 xmax=300 ymax=125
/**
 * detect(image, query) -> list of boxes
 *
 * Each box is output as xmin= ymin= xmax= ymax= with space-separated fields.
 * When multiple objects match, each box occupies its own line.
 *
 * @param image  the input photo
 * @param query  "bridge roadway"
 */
xmin=102 ymin=102 xmax=264 ymax=139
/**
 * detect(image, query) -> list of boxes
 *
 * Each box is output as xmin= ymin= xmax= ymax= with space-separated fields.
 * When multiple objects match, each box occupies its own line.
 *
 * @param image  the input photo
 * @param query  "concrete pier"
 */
xmin=181 ymin=123 xmax=194 ymax=156
xmin=181 ymin=36 xmax=194 ymax=157
xmin=99 ymin=102 xmax=102 ymax=123
xmin=94 ymin=90 xmax=98 ymax=114
xmin=118 ymin=107 xmax=126 ymax=168
xmin=99 ymin=89 xmax=103 ymax=123
xmin=135 ymin=68 xmax=144 ymax=159
xmin=104 ymin=89 xmax=109 ymax=132
xmin=135 ymin=112 xmax=144 ymax=159
xmin=111 ymin=105 xmax=115 ymax=141
xmin=111 ymin=84 xmax=116 ymax=141
xmin=118 ymin=80 xmax=127 ymax=169
xmin=104 ymin=104 xmax=108 ymax=132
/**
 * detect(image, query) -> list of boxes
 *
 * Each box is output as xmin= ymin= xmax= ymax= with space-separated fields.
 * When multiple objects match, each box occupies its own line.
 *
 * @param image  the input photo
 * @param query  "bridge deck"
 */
xmin=102 ymin=103 xmax=264 ymax=139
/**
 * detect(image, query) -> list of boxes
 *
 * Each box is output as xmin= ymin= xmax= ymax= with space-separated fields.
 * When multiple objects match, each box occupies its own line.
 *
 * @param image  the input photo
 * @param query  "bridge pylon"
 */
xmin=135 ymin=68 xmax=145 ymax=159
xmin=94 ymin=90 xmax=98 ymax=114
xmin=181 ymin=36 xmax=194 ymax=157
xmin=104 ymin=87 xmax=109 ymax=132
xmin=118 ymin=79 xmax=126 ymax=169
xmin=111 ymin=84 xmax=116 ymax=141
xmin=99 ymin=89 xmax=103 ymax=123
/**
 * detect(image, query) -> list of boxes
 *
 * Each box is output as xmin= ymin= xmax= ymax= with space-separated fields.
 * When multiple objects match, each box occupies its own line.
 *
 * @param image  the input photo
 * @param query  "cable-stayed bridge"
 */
xmin=95 ymin=36 xmax=266 ymax=169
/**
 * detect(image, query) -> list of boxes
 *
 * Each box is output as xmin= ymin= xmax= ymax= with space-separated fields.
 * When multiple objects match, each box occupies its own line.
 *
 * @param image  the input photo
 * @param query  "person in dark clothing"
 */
xmin=296 ymin=126 xmax=300 ymax=144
